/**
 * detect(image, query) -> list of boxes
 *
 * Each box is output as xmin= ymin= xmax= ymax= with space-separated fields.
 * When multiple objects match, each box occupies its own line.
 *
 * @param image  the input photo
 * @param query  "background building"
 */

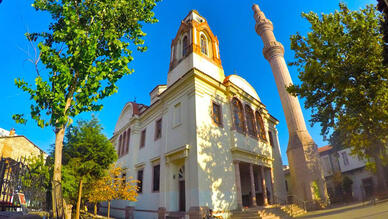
xmin=284 ymin=145 xmax=378 ymax=203
xmin=0 ymin=128 xmax=46 ymax=160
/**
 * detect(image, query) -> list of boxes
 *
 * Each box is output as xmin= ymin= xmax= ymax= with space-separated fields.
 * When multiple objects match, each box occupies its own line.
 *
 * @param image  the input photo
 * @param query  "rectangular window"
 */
xmin=268 ymin=131 xmax=274 ymax=147
xmin=341 ymin=152 xmax=349 ymax=166
xmin=118 ymin=135 xmax=123 ymax=156
xmin=153 ymin=165 xmax=160 ymax=192
xmin=173 ymin=103 xmax=181 ymax=127
xmin=125 ymin=129 xmax=131 ymax=154
xmin=323 ymin=156 xmax=331 ymax=174
xmin=137 ymin=169 xmax=143 ymax=193
xmin=140 ymin=129 xmax=146 ymax=148
xmin=212 ymin=102 xmax=222 ymax=126
xmin=155 ymin=119 xmax=162 ymax=140
xmin=122 ymin=130 xmax=127 ymax=156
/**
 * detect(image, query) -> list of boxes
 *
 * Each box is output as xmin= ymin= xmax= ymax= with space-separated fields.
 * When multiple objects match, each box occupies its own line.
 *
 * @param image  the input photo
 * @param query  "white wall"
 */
xmin=337 ymin=148 xmax=365 ymax=172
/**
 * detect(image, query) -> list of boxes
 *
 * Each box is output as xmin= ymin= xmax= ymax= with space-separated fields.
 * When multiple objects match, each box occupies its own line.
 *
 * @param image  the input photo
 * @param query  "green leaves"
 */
xmin=288 ymin=4 xmax=388 ymax=162
xmin=15 ymin=0 xmax=160 ymax=129
xmin=62 ymin=117 xmax=117 ymax=204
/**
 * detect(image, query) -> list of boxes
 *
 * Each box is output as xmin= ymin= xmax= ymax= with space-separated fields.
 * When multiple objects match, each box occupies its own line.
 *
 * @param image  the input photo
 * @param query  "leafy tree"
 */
xmin=288 ymin=3 xmax=388 ymax=191
xmin=87 ymin=166 xmax=138 ymax=218
xmin=21 ymin=154 xmax=52 ymax=210
xmin=62 ymin=117 xmax=117 ymax=219
xmin=13 ymin=0 xmax=159 ymax=216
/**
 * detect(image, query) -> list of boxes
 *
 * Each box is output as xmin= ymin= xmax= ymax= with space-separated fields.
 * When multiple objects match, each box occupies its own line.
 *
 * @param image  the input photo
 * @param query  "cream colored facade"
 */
xmin=0 ymin=130 xmax=46 ymax=160
xmin=107 ymin=10 xmax=287 ymax=219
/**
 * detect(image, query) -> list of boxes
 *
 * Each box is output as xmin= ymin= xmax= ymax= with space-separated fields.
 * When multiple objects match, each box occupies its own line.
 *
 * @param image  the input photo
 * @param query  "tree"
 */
xmin=62 ymin=117 xmax=117 ymax=219
xmin=288 ymin=4 xmax=388 ymax=191
xmin=13 ymin=0 xmax=159 ymax=216
xmin=87 ymin=166 xmax=138 ymax=218
xmin=21 ymin=154 xmax=52 ymax=210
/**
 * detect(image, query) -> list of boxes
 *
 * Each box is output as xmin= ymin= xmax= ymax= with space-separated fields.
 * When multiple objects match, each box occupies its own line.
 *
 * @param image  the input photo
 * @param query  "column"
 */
xmin=260 ymin=166 xmax=268 ymax=205
xmin=249 ymin=164 xmax=257 ymax=207
xmin=269 ymin=168 xmax=275 ymax=204
xmin=233 ymin=161 xmax=243 ymax=209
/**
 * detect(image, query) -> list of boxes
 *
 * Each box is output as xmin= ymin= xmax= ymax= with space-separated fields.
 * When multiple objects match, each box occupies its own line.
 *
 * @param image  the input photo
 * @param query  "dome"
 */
xmin=224 ymin=75 xmax=261 ymax=101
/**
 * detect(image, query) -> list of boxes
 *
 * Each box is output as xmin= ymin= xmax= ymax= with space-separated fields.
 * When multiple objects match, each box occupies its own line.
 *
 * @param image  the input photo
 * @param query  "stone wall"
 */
xmin=0 ymin=136 xmax=45 ymax=160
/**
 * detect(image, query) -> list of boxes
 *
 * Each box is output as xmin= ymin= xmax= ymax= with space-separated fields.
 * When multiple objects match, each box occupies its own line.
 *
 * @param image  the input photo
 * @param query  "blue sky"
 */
xmin=0 ymin=0 xmax=376 ymax=164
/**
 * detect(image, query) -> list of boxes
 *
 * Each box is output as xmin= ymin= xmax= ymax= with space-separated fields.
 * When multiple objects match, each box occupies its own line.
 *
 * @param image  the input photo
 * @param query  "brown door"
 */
xmin=179 ymin=180 xmax=186 ymax=211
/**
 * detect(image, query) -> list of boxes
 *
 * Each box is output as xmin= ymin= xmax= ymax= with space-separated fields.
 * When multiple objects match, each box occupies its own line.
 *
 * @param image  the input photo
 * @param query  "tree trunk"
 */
xmin=52 ymin=127 xmax=66 ymax=218
xmin=108 ymin=200 xmax=111 ymax=219
xmin=94 ymin=203 xmax=97 ymax=216
xmin=76 ymin=178 xmax=83 ymax=219
xmin=374 ymin=154 xmax=387 ymax=192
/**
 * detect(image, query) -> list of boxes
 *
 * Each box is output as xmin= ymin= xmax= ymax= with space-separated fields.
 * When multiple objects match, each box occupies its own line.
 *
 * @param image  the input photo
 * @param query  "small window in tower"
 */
xmin=182 ymin=36 xmax=188 ymax=57
xmin=212 ymin=102 xmax=222 ymax=126
xmin=200 ymin=34 xmax=208 ymax=55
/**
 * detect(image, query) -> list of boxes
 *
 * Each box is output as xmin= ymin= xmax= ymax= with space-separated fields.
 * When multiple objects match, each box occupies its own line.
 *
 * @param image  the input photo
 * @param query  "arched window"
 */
xmin=245 ymin=105 xmax=257 ymax=136
xmin=200 ymin=34 xmax=208 ymax=55
xmin=232 ymin=98 xmax=245 ymax=133
xmin=255 ymin=111 xmax=267 ymax=141
xmin=182 ymin=35 xmax=188 ymax=57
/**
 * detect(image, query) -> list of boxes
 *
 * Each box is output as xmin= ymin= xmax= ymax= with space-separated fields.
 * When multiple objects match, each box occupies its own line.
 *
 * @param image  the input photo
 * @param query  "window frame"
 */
xmin=155 ymin=118 xmax=162 ymax=140
xmin=125 ymin=128 xmax=131 ymax=154
xmin=211 ymin=101 xmax=223 ymax=127
xmin=118 ymin=134 xmax=123 ymax=157
xmin=255 ymin=111 xmax=267 ymax=141
xmin=182 ymin=35 xmax=188 ymax=57
xmin=268 ymin=131 xmax=274 ymax=147
xmin=245 ymin=105 xmax=257 ymax=138
xmin=140 ymin=129 xmax=146 ymax=148
xmin=137 ymin=169 xmax=144 ymax=193
xmin=231 ymin=98 xmax=246 ymax=134
xmin=152 ymin=164 xmax=160 ymax=192
xmin=200 ymin=34 xmax=208 ymax=56
xmin=341 ymin=151 xmax=349 ymax=166
xmin=173 ymin=102 xmax=182 ymax=128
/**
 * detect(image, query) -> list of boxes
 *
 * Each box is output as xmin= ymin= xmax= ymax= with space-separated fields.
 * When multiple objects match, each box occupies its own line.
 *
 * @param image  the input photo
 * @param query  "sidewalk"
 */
xmin=296 ymin=200 xmax=388 ymax=219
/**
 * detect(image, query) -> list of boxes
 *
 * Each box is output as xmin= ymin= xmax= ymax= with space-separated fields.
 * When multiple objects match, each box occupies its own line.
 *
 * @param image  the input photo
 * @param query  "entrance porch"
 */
xmin=234 ymin=160 xmax=273 ymax=209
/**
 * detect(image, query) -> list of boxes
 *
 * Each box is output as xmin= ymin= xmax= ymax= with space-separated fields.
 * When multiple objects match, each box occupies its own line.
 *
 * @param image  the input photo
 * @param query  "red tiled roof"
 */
xmin=318 ymin=145 xmax=333 ymax=153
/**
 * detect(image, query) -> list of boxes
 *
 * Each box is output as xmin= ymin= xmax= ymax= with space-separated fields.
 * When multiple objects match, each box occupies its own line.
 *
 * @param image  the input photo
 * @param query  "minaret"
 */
xmin=252 ymin=4 xmax=329 ymax=205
